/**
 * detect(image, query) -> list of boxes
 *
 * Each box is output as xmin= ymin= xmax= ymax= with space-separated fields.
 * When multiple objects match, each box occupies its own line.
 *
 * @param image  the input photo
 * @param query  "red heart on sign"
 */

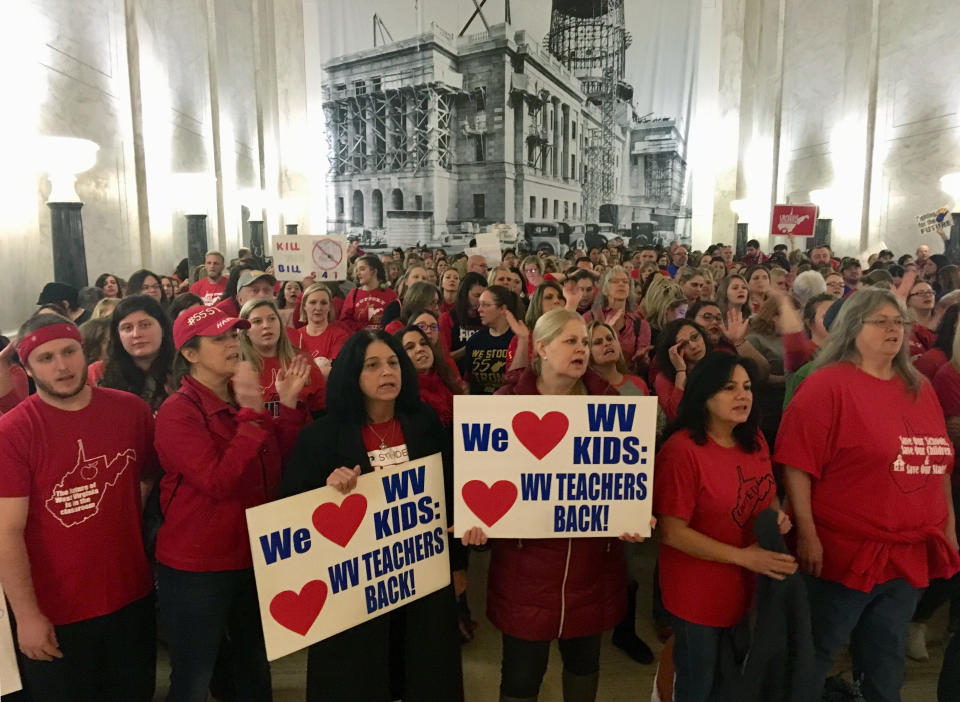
xmin=312 ymin=493 xmax=367 ymax=547
xmin=512 ymin=411 xmax=569 ymax=460
xmin=462 ymin=480 xmax=518 ymax=527
xmin=269 ymin=579 xmax=328 ymax=636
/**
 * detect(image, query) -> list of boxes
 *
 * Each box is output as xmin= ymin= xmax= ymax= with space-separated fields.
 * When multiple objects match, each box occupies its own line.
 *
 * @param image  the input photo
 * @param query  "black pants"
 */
xmin=16 ymin=594 xmax=156 ymax=702
xmin=305 ymin=585 xmax=462 ymax=702
xmin=500 ymin=633 xmax=602 ymax=698
xmin=157 ymin=564 xmax=271 ymax=702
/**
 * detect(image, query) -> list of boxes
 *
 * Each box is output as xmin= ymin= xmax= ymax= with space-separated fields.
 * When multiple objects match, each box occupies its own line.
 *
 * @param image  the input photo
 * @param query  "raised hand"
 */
xmin=276 ymin=355 xmax=312 ymax=408
xmin=724 ymin=308 xmax=748 ymax=346
xmin=564 ymin=285 xmax=583 ymax=311
xmin=667 ymin=343 xmax=686 ymax=372
xmin=604 ymin=307 xmax=625 ymax=330
xmin=504 ymin=310 xmax=529 ymax=339
xmin=233 ymin=361 xmax=266 ymax=413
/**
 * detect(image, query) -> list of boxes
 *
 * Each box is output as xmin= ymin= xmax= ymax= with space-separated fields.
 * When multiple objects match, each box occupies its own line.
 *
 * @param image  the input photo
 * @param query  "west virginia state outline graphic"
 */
xmin=44 ymin=439 xmax=137 ymax=528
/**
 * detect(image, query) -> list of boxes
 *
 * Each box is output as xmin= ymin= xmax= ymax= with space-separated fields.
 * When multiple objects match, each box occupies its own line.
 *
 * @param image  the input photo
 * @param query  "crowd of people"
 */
xmin=0 ymin=234 xmax=958 ymax=702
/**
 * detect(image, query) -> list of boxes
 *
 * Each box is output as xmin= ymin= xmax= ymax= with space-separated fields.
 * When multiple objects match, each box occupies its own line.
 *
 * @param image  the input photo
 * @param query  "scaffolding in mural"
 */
xmin=545 ymin=0 xmax=632 ymax=221
xmin=323 ymin=67 xmax=464 ymax=178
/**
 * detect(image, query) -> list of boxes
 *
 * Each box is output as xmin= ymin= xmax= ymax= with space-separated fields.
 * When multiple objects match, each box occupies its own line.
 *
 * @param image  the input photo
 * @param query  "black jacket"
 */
xmin=281 ymin=401 xmax=465 ymax=702
xmin=281 ymin=400 xmax=466 ymax=570
xmin=729 ymin=508 xmax=817 ymax=702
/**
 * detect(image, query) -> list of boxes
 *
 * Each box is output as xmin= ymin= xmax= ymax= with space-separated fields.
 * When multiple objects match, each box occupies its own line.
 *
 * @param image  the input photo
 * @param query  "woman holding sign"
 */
xmin=464 ymin=308 xmax=647 ymax=702
xmin=654 ymin=352 xmax=796 ymax=701
xmin=281 ymin=330 xmax=465 ymax=702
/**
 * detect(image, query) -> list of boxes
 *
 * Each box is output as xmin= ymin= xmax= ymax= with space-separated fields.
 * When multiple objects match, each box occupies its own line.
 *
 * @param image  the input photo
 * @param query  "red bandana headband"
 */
xmin=18 ymin=323 xmax=83 ymax=365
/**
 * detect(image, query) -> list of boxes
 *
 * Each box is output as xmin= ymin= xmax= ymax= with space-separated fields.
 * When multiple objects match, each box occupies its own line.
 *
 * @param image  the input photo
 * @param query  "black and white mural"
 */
xmin=315 ymin=0 xmax=699 ymax=251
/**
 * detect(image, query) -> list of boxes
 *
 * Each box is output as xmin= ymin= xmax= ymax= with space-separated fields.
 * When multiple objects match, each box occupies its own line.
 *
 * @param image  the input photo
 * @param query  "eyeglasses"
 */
xmin=908 ymin=290 xmax=934 ymax=298
xmin=862 ymin=317 xmax=906 ymax=329
xmin=696 ymin=313 xmax=723 ymax=323
xmin=416 ymin=322 xmax=439 ymax=332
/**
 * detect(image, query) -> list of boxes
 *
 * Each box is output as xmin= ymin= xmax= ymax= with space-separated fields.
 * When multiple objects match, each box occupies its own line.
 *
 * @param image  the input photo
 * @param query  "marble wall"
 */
xmin=690 ymin=0 xmax=960 ymax=257
xmin=0 ymin=0 xmax=315 ymax=332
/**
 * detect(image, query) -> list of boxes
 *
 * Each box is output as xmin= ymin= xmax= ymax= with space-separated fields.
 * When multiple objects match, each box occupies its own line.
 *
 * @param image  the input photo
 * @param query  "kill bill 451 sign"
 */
xmin=246 ymin=454 xmax=451 ymax=660
xmin=271 ymin=234 xmax=349 ymax=282
xmin=453 ymin=396 xmax=657 ymax=539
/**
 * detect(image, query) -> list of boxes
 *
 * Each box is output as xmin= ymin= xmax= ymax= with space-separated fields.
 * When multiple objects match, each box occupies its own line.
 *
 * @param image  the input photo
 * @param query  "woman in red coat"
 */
xmin=463 ymin=308 xmax=649 ymax=702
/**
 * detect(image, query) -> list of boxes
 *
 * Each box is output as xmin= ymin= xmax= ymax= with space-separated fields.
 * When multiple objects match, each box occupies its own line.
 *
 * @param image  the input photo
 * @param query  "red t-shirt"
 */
xmin=287 ymin=323 xmax=351 ymax=362
xmin=0 ymin=389 xmax=155 ymax=625
xmin=339 ymin=287 xmax=398 ymax=331
xmin=86 ymin=359 xmax=105 ymax=386
xmin=654 ymin=429 xmax=775 ymax=627
xmin=910 ymin=323 xmax=936 ymax=359
xmin=258 ymin=355 xmax=326 ymax=416
xmin=361 ymin=419 xmax=408 ymax=470
xmin=654 ymin=373 xmax=683 ymax=421
xmin=774 ymin=362 xmax=960 ymax=592
xmin=190 ymin=277 xmax=227 ymax=306
xmin=612 ymin=374 xmax=649 ymax=396
xmin=935 ymin=362 xmax=960 ymax=417
xmin=916 ymin=348 xmax=949 ymax=381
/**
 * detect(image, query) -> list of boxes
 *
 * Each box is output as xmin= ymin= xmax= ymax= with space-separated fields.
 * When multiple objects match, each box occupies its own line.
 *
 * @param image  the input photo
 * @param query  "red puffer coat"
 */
xmin=487 ymin=367 xmax=627 ymax=640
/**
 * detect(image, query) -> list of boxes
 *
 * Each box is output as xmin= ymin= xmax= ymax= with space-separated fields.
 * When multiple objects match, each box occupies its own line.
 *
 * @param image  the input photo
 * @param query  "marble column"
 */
xmin=186 ymin=214 xmax=208 ymax=268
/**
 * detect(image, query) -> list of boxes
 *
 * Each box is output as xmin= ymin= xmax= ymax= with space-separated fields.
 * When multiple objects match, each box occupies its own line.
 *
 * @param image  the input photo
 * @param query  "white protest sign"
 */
xmin=0 ymin=585 xmax=21 ymax=695
xmin=476 ymin=232 xmax=502 ymax=249
xmin=271 ymin=235 xmax=349 ymax=282
xmin=246 ymin=454 xmax=451 ymax=660
xmin=453 ymin=396 xmax=657 ymax=539
xmin=917 ymin=208 xmax=954 ymax=237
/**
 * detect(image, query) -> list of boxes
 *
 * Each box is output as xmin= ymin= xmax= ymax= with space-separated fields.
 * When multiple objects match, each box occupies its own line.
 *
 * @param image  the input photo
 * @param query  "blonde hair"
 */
xmin=299 ymin=283 xmax=336 ymax=324
xmin=93 ymin=297 xmax=121 ymax=319
xmin=521 ymin=256 xmax=544 ymax=277
xmin=640 ymin=276 xmax=686 ymax=331
xmin=239 ymin=299 xmax=298 ymax=373
xmin=532 ymin=308 xmax=585 ymax=375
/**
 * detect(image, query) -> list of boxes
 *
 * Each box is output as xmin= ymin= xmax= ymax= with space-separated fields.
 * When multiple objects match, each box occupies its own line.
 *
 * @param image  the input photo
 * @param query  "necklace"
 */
xmin=366 ymin=419 xmax=395 ymax=450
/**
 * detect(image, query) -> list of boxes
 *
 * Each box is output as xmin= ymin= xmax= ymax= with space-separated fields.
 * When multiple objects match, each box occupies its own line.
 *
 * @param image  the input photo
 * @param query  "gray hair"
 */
xmin=599 ymin=265 xmax=636 ymax=310
xmin=792 ymin=270 xmax=827 ymax=305
xmin=812 ymin=288 xmax=920 ymax=394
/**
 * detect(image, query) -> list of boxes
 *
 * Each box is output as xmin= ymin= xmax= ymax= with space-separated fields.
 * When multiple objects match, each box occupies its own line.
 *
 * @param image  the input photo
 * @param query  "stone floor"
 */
xmin=154 ymin=541 xmax=947 ymax=701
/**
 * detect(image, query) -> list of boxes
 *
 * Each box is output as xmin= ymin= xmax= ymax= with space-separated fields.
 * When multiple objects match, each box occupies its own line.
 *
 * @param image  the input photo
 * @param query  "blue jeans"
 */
xmin=157 ymin=565 xmax=271 ymax=702
xmin=806 ymin=576 xmax=919 ymax=702
xmin=671 ymin=615 xmax=748 ymax=702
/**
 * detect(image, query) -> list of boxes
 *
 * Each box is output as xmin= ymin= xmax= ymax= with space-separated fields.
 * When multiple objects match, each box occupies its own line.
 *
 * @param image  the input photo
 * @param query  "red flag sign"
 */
xmin=771 ymin=205 xmax=817 ymax=236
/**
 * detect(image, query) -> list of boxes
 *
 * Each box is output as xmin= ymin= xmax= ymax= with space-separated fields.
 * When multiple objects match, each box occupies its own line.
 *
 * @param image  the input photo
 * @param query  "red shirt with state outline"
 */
xmin=654 ymin=429 xmax=775 ymax=627
xmin=0 ymin=388 xmax=155 ymax=625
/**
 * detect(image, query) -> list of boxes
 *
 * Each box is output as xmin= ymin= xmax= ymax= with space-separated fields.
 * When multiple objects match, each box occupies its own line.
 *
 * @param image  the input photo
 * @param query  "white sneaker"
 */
xmin=905 ymin=622 xmax=929 ymax=661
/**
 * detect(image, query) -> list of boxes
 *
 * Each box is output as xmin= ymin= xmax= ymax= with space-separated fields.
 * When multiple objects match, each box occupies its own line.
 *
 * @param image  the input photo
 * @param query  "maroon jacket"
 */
xmin=487 ymin=367 xmax=627 ymax=640
xmin=154 ymin=375 xmax=301 ymax=571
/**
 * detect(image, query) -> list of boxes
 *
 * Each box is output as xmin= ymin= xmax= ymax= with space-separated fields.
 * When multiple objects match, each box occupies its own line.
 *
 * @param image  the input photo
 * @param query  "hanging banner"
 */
xmin=770 ymin=205 xmax=817 ymax=236
xmin=917 ymin=208 xmax=954 ymax=237
xmin=453 ymin=396 xmax=657 ymax=538
xmin=271 ymin=235 xmax=349 ymax=282
xmin=0 ymin=584 xmax=22 ymax=695
xmin=246 ymin=454 xmax=451 ymax=661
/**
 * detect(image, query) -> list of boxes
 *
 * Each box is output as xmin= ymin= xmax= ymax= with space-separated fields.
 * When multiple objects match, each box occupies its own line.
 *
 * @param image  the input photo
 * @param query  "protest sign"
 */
xmin=246 ymin=454 xmax=451 ymax=660
xmin=271 ymin=235 xmax=349 ymax=281
xmin=917 ymin=208 xmax=954 ymax=237
xmin=770 ymin=205 xmax=817 ymax=236
xmin=0 ymin=585 xmax=21 ymax=695
xmin=453 ymin=396 xmax=657 ymax=539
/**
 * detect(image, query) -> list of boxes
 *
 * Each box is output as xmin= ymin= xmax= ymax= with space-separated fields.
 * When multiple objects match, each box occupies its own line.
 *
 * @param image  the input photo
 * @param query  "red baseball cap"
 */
xmin=173 ymin=306 xmax=250 ymax=349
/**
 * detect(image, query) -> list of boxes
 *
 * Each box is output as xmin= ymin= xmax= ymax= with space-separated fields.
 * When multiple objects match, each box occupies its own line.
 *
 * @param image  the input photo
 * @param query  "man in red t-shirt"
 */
xmin=0 ymin=315 xmax=157 ymax=701
xmin=189 ymin=250 xmax=227 ymax=305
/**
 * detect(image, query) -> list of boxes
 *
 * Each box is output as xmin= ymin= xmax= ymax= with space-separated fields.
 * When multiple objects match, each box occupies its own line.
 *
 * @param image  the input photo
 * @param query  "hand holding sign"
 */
xmin=454 ymin=397 xmax=658 ymax=539
xmin=247 ymin=455 xmax=451 ymax=660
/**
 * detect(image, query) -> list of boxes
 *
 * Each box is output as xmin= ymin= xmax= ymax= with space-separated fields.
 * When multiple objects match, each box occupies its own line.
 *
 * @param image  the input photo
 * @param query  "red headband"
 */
xmin=18 ymin=323 xmax=83 ymax=365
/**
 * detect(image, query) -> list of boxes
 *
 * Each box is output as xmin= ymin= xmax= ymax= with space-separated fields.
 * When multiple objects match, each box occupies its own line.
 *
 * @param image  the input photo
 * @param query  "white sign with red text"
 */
xmin=271 ymin=235 xmax=349 ymax=281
